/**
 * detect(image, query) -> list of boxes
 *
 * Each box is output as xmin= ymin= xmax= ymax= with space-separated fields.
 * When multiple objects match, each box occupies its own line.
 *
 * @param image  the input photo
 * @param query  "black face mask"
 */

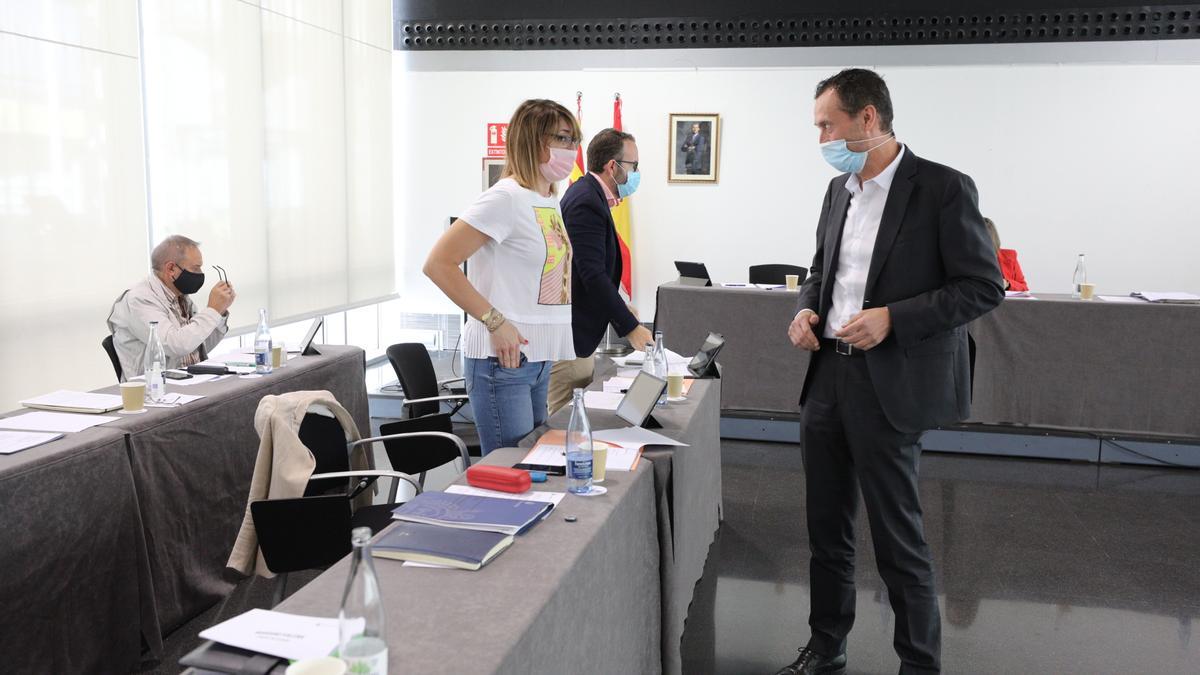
xmin=172 ymin=267 xmax=205 ymax=295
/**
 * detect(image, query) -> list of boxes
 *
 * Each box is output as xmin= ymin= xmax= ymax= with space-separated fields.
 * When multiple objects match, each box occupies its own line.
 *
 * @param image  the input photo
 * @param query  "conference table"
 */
xmin=0 ymin=345 xmax=369 ymax=674
xmin=267 ymin=358 xmax=723 ymax=675
xmin=654 ymin=282 xmax=1200 ymax=439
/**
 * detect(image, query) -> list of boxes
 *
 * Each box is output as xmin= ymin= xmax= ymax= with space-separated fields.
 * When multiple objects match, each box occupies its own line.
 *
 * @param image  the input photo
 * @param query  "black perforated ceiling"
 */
xmin=394 ymin=5 xmax=1200 ymax=50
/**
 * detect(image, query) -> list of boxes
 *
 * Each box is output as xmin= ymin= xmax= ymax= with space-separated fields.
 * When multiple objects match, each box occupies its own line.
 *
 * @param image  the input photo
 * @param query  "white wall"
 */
xmin=394 ymin=53 xmax=1200 ymax=318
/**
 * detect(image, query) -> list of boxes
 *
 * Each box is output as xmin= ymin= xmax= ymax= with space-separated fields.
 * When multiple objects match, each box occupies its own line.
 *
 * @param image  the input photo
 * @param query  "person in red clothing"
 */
xmin=984 ymin=217 xmax=1029 ymax=291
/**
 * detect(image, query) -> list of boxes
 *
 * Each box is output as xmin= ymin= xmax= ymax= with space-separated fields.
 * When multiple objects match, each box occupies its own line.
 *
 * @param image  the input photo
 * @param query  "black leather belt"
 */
xmin=820 ymin=338 xmax=866 ymax=357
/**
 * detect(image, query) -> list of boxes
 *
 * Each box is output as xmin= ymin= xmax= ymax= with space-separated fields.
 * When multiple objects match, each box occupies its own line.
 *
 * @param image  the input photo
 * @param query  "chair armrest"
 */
xmin=401 ymin=394 xmax=471 ymax=407
xmin=438 ymin=376 xmax=466 ymax=388
xmin=351 ymin=432 xmax=471 ymax=469
xmin=309 ymin=470 xmax=422 ymax=497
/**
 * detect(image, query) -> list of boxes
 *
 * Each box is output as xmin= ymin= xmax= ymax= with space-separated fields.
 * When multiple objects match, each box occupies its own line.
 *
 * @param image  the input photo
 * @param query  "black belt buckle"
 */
xmin=835 ymin=340 xmax=854 ymax=356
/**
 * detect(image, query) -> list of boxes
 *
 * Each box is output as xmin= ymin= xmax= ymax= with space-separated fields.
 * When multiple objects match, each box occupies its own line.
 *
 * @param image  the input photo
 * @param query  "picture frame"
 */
xmin=482 ymin=157 xmax=505 ymax=190
xmin=668 ymin=113 xmax=720 ymax=183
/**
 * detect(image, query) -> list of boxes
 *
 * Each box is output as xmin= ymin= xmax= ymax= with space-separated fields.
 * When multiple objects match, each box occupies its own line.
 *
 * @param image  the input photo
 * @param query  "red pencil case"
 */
xmin=465 ymin=465 xmax=532 ymax=493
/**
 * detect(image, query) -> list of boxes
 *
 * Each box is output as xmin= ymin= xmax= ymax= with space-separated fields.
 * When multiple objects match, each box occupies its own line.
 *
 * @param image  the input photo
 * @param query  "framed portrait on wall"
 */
xmin=482 ymin=157 xmax=505 ymax=190
xmin=668 ymin=113 xmax=720 ymax=183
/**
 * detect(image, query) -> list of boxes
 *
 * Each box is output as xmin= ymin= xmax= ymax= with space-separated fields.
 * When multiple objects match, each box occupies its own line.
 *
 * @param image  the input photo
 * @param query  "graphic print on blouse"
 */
xmin=534 ymin=206 xmax=572 ymax=305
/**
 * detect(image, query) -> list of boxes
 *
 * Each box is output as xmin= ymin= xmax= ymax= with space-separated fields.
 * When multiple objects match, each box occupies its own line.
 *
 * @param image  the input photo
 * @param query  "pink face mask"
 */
xmin=540 ymin=147 xmax=576 ymax=183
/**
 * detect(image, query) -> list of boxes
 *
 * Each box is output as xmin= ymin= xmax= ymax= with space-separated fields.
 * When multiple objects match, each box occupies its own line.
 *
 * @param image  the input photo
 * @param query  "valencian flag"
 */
xmin=568 ymin=91 xmax=586 ymax=185
xmin=610 ymin=93 xmax=633 ymax=299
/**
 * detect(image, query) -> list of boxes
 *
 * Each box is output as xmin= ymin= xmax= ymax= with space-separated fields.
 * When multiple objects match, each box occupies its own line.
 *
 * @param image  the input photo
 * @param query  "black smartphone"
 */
xmin=163 ymin=370 xmax=194 ymax=380
xmin=512 ymin=463 xmax=566 ymax=476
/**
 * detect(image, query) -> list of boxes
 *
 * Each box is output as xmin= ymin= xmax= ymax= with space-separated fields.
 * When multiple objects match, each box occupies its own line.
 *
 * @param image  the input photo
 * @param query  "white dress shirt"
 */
xmin=822 ymin=145 xmax=906 ymax=339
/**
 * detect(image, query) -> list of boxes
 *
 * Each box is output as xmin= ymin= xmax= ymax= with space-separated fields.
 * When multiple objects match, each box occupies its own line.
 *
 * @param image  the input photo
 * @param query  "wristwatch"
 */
xmin=480 ymin=307 xmax=507 ymax=332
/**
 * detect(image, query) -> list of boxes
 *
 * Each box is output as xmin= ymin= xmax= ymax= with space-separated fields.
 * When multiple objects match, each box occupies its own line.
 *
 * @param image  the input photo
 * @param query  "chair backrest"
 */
xmin=101 ymin=335 xmax=123 ymax=382
xmin=386 ymin=343 xmax=441 ymax=418
xmin=379 ymin=413 xmax=465 ymax=478
xmin=748 ymin=264 xmax=808 ymax=286
xmin=298 ymin=412 xmax=350 ymax=496
xmin=251 ymin=495 xmax=352 ymax=574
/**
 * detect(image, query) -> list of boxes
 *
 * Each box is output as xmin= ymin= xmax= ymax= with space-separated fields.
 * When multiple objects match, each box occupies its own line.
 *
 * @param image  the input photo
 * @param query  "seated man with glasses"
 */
xmin=547 ymin=128 xmax=653 ymax=415
xmin=107 ymin=234 xmax=236 ymax=378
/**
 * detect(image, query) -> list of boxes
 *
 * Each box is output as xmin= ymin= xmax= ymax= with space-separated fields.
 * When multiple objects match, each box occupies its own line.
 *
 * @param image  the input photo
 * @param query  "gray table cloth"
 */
xmin=0 ymin=426 xmax=153 ymax=673
xmin=525 ymin=356 xmax=723 ymax=675
xmin=654 ymin=282 xmax=808 ymax=416
xmin=655 ymin=283 xmax=1200 ymax=439
xmin=275 ymin=447 xmax=662 ymax=674
xmin=968 ymin=294 xmax=1200 ymax=438
xmin=100 ymin=345 xmax=371 ymax=639
xmin=0 ymin=345 xmax=369 ymax=671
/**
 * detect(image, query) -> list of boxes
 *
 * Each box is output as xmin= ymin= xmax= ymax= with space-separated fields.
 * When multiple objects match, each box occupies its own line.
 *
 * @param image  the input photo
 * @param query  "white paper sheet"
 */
xmin=143 ymin=393 xmax=205 ymax=408
xmin=521 ymin=443 xmax=567 ymax=466
xmin=445 ymin=484 xmax=566 ymax=508
xmin=579 ymin=391 xmax=623 ymax=411
xmin=199 ymin=609 xmax=355 ymax=661
xmin=20 ymin=390 xmax=123 ymax=413
xmin=601 ymin=444 xmax=642 ymax=471
xmin=602 ymin=376 xmax=635 ymax=393
xmin=0 ymin=430 xmax=64 ymax=454
xmin=612 ymin=348 xmax=690 ymax=368
xmin=1004 ymin=291 xmax=1037 ymax=299
xmin=0 ymin=411 xmax=120 ymax=433
xmin=593 ymin=426 xmax=689 ymax=448
xmin=1097 ymin=295 xmax=1144 ymax=304
xmin=1132 ymin=291 xmax=1200 ymax=303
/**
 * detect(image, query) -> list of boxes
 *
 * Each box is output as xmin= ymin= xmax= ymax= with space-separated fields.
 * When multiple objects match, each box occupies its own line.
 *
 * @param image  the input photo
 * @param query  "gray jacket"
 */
xmin=106 ymin=274 xmax=228 ymax=378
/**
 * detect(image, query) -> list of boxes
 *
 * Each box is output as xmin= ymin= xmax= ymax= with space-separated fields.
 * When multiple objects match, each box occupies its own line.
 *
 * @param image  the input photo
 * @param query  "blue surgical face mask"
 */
xmin=617 ymin=167 xmax=640 ymax=199
xmin=819 ymin=132 xmax=894 ymax=174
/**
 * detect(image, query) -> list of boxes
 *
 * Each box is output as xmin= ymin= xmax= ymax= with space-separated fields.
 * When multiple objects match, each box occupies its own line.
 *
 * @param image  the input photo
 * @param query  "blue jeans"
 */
xmin=464 ymin=355 xmax=551 ymax=455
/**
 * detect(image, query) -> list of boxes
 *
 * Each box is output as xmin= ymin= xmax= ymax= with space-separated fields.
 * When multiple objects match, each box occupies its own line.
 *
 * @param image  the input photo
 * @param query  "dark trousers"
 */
xmin=801 ymin=349 xmax=941 ymax=674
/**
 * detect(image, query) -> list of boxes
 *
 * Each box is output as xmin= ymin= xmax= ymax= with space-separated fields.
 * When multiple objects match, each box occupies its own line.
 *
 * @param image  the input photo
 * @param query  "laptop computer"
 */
xmin=615 ymin=371 xmax=669 ymax=429
xmin=674 ymin=260 xmax=712 ymax=287
xmin=687 ymin=332 xmax=725 ymax=379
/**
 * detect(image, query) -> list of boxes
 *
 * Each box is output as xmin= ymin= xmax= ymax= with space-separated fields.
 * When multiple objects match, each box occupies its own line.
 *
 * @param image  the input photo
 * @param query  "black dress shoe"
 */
xmin=773 ymin=646 xmax=848 ymax=675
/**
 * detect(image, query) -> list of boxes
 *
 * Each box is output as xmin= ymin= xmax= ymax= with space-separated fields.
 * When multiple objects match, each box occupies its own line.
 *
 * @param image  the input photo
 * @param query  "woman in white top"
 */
xmin=424 ymin=99 xmax=581 ymax=454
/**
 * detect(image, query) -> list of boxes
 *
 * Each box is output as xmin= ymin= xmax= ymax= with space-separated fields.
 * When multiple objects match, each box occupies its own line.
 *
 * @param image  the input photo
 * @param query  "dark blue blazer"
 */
xmin=561 ymin=173 xmax=639 ymax=357
xmin=796 ymin=148 xmax=1005 ymax=433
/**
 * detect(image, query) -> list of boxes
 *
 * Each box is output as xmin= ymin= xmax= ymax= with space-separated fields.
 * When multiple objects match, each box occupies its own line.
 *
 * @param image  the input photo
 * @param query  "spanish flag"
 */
xmin=610 ymin=94 xmax=633 ymax=299
xmin=568 ymin=92 xmax=586 ymax=185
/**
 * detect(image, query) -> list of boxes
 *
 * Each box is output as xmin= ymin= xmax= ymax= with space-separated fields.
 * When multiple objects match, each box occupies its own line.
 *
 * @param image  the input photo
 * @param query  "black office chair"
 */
xmin=101 ymin=335 xmax=123 ymax=382
xmin=250 ymin=410 xmax=429 ymax=604
xmin=379 ymin=413 xmax=471 ymax=490
xmin=748 ymin=264 xmax=808 ymax=286
xmin=386 ymin=343 xmax=481 ymax=456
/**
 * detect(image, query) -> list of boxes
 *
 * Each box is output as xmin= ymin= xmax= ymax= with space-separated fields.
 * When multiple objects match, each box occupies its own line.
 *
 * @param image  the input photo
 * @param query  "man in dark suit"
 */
xmin=547 ymin=128 xmax=654 ymax=414
xmin=775 ymin=69 xmax=1004 ymax=675
xmin=681 ymin=122 xmax=708 ymax=174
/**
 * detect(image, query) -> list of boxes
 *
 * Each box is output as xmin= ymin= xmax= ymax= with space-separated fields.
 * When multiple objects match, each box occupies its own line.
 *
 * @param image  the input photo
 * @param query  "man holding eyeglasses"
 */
xmin=547 ymin=128 xmax=652 ymax=414
xmin=107 ymin=234 xmax=236 ymax=378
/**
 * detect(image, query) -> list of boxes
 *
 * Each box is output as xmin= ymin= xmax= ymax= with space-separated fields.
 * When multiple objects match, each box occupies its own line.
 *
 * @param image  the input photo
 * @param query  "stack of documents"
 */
xmin=613 ymin=348 xmax=690 ymax=368
xmin=200 ymin=609 xmax=348 ymax=661
xmin=0 ymin=430 xmax=64 ymax=455
xmin=21 ymin=391 xmax=123 ymax=413
xmin=0 ymin=411 xmax=119 ymax=433
xmin=1130 ymin=291 xmax=1200 ymax=304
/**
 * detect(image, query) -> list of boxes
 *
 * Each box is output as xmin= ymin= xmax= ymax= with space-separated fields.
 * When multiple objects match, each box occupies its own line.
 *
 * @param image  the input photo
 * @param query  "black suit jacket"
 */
xmin=796 ymin=147 xmax=1005 ymax=433
xmin=561 ymin=174 xmax=639 ymax=357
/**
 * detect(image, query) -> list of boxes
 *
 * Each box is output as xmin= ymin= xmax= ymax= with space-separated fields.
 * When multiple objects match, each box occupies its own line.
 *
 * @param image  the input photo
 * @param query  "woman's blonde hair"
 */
xmin=502 ymin=99 xmax=581 ymax=195
xmin=983 ymin=217 xmax=1001 ymax=252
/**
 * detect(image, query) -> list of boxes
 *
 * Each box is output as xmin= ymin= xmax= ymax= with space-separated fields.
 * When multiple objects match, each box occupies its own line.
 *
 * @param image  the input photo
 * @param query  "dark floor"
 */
xmin=142 ymin=439 xmax=1200 ymax=674
xmin=679 ymin=440 xmax=1200 ymax=675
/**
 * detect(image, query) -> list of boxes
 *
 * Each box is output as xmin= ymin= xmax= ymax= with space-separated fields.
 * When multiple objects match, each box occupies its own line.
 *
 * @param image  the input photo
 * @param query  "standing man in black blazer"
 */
xmin=547 ymin=128 xmax=655 ymax=414
xmin=776 ymin=69 xmax=1004 ymax=675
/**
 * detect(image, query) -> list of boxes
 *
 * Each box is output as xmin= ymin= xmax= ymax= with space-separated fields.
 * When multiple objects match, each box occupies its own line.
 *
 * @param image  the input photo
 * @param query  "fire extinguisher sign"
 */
xmin=486 ymin=123 xmax=508 ymax=157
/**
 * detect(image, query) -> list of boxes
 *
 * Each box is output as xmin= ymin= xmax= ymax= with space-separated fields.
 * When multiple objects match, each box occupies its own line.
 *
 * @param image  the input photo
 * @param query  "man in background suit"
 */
xmin=776 ymin=69 xmax=1004 ymax=675
xmin=546 ymin=128 xmax=654 ymax=414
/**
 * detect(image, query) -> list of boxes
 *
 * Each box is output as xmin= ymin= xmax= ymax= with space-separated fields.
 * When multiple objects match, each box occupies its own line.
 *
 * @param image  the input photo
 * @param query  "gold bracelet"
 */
xmin=481 ymin=307 xmax=506 ymax=333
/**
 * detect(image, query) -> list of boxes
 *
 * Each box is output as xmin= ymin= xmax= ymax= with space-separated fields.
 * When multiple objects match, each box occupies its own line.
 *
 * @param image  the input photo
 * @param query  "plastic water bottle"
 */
xmin=1072 ymin=254 xmax=1087 ymax=299
xmin=143 ymin=321 xmax=166 ymax=402
xmin=339 ymin=527 xmax=388 ymax=675
xmin=651 ymin=331 xmax=669 ymax=406
xmin=254 ymin=308 xmax=272 ymax=374
xmin=565 ymin=388 xmax=593 ymax=495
